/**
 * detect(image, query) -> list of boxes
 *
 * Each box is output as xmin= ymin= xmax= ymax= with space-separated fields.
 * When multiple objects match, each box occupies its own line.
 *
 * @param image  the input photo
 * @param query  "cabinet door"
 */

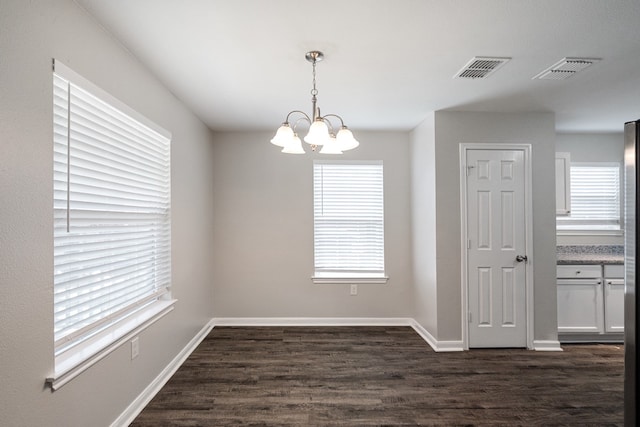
xmin=557 ymin=279 xmax=604 ymax=333
xmin=555 ymin=153 xmax=571 ymax=215
xmin=604 ymin=279 xmax=625 ymax=332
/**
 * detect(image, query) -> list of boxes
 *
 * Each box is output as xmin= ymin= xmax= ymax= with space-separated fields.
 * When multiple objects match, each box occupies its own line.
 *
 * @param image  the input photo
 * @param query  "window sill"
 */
xmin=46 ymin=299 xmax=176 ymax=391
xmin=557 ymin=229 xmax=624 ymax=236
xmin=312 ymin=275 xmax=389 ymax=284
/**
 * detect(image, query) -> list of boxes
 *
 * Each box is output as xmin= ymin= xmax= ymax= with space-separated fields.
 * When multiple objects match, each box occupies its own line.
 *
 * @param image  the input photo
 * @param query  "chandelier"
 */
xmin=270 ymin=51 xmax=359 ymax=154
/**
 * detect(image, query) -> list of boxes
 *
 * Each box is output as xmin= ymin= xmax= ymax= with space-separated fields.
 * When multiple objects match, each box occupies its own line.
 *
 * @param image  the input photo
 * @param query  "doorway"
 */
xmin=460 ymin=144 xmax=534 ymax=349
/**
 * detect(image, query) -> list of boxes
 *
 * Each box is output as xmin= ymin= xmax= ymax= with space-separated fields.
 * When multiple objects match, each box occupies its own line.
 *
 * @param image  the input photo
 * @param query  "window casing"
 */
xmin=556 ymin=162 xmax=621 ymax=232
xmin=50 ymin=61 xmax=173 ymax=388
xmin=313 ymin=161 xmax=386 ymax=283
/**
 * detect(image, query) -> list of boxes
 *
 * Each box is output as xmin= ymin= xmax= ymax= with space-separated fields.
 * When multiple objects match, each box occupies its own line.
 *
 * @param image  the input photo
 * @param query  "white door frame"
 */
xmin=459 ymin=143 xmax=534 ymax=350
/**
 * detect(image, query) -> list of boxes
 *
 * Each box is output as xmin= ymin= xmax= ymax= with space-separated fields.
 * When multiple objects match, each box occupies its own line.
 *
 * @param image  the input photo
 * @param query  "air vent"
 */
xmin=533 ymin=57 xmax=601 ymax=80
xmin=454 ymin=57 xmax=511 ymax=79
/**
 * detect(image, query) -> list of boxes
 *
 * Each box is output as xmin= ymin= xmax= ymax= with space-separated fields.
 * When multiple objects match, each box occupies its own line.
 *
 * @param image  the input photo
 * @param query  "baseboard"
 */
xmin=558 ymin=333 xmax=624 ymax=344
xmin=409 ymin=320 xmax=464 ymax=352
xmin=211 ymin=317 xmax=414 ymax=327
xmin=532 ymin=339 xmax=563 ymax=352
xmin=111 ymin=319 xmax=215 ymax=427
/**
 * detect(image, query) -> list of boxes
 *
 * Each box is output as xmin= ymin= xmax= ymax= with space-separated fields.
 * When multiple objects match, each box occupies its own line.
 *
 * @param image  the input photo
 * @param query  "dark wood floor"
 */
xmin=131 ymin=326 xmax=624 ymax=426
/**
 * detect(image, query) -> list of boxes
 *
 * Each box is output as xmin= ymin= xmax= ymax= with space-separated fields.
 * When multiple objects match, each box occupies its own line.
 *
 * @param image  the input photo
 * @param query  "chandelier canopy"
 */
xmin=270 ymin=51 xmax=360 ymax=154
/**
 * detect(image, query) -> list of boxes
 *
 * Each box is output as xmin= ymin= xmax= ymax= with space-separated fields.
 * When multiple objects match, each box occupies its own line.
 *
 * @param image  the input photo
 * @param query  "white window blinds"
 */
xmin=53 ymin=62 xmax=171 ymax=355
xmin=313 ymin=161 xmax=384 ymax=277
xmin=557 ymin=163 xmax=621 ymax=231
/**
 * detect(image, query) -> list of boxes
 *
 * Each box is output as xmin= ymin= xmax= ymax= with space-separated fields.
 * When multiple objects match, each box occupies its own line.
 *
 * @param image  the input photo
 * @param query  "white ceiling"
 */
xmin=75 ymin=0 xmax=640 ymax=133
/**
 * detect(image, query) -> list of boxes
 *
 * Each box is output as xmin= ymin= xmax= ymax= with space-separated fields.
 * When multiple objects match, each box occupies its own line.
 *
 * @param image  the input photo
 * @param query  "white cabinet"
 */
xmin=555 ymin=152 xmax=571 ymax=215
xmin=604 ymin=265 xmax=625 ymax=333
xmin=557 ymin=264 xmax=624 ymax=338
xmin=557 ymin=265 xmax=602 ymax=278
xmin=557 ymin=265 xmax=603 ymax=333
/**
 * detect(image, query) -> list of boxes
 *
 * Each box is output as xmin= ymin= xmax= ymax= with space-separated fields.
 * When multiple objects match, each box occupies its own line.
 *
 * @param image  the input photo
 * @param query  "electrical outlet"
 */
xmin=131 ymin=336 xmax=140 ymax=360
xmin=350 ymin=284 xmax=358 ymax=296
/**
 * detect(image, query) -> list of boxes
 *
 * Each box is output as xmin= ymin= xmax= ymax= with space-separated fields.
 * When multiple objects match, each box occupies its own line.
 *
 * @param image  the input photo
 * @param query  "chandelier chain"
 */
xmin=311 ymin=59 xmax=318 ymax=97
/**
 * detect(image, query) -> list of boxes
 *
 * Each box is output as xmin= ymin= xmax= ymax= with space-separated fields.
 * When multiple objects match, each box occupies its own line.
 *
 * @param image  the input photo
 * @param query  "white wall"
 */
xmin=211 ymin=131 xmax=414 ymax=318
xmin=411 ymin=111 xmax=558 ymax=343
xmin=556 ymin=132 xmax=624 ymax=245
xmin=0 ymin=1 xmax=215 ymax=425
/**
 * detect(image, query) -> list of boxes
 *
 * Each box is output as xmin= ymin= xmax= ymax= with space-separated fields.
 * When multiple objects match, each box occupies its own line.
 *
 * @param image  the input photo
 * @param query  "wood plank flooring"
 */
xmin=130 ymin=326 xmax=623 ymax=426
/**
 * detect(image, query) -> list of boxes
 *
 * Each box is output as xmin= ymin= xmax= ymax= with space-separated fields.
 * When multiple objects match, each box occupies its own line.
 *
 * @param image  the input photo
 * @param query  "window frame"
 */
xmin=48 ymin=60 xmax=175 ymax=390
xmin=556 ymin=161 xmax=623 ymax=236
xmin=311 ymin=160 xmax=388 ymax=284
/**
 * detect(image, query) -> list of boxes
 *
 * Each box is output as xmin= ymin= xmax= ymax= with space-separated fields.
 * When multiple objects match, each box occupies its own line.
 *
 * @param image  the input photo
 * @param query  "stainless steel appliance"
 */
xmin=624 ymin=119 xmax=640 ymax=426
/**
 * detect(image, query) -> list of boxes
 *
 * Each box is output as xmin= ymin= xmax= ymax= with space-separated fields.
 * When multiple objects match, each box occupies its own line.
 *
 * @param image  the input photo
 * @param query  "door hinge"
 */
xmin=466 ymin=165 xmax=475 ymax=176
xmin=467 ymin=239 xmax=471 ymax=249
xmin=468 ymin=312 xmax=472 ymax=323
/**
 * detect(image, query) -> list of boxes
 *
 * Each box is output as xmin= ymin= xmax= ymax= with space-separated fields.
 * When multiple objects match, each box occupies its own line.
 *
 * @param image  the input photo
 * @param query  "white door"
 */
xmin=466 ymin=149 xmax=527 ymax=348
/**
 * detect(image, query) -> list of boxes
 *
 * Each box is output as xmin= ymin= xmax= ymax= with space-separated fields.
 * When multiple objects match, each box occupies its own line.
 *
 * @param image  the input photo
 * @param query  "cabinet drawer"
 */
xmin=557 ymin=265 xmax=602 ymax=279
xmin=604 ymin=264 xmax=624 ymax=278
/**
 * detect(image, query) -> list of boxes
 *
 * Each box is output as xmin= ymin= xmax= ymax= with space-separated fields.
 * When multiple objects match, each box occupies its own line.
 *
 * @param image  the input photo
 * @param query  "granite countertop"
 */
xmin=557 ymin=245 xmax=624 ymax=265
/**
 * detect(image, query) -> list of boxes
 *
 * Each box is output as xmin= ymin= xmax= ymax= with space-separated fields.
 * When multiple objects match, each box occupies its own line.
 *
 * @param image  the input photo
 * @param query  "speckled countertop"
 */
xmin=557 ymin=245 xmax=624 ymax=265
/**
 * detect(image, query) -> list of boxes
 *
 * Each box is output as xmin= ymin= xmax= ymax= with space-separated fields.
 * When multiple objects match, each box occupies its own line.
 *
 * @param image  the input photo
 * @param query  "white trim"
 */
xmin=47 ymin=300 xmax=176 ymax=390
xmin=311 ymin=276 xmax=389 ymax=284
xmin=314 ymin=159 xmax=384 ymax=166
xmin=111 ymin=319 xmax=215 ymax=427
xmin=532 ymin=340 xmax=563 ymax=352
xmin=459 ymin=144 xmax=534 ymax=350
xmin=410 ymin=320 xmax=464 ymax=352
xmin=459 ymin=147 xmax=470 ymax=349
xmin=212 ymin=317 xmax=413 ymax=327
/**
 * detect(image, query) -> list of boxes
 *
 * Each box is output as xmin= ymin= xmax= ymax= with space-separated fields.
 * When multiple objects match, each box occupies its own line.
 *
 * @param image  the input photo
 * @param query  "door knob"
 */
xmin=516 ymin=255 xmax=528 ymax=262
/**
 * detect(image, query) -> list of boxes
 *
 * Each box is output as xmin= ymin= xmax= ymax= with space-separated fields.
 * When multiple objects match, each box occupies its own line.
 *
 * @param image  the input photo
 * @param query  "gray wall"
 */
xmin=410 ymin=113 xmax=439 ymax=335
xmin=0 ymin=1 xmax=215 ymax=426
xmin=411 ymin=111 xmax=558 ymax=343
xmin=211 ymin=131 xmax=414 ymax=318
xmin=0 ymin=2 xmax=566 ymax=424
xmin=556 ymin=132 xmax=624 ymax=245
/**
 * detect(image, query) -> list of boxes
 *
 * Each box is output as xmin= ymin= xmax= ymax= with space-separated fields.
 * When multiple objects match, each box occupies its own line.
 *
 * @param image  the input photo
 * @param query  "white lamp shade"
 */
xmin=319 ymin=135 xmax=343 ymax=154
xmin=336 ymin=128 xmax=359 ymax=151
xmin=281 ymin=134 xmax=305 ymax=154
xmin=303 ymin=119 xmax=329 ymax=146
xmin=270 ymin=124 xmax=294 ymax=147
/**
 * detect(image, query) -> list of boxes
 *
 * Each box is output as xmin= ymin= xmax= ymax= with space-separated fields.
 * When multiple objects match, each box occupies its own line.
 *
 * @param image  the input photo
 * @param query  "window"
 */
xmin=557 ymin=162 xmax=621 ymax=232
xmin=51 ymin=60 xmax=173 ymax=388
xmin=312 ymin=161 xmax=386 ymax=283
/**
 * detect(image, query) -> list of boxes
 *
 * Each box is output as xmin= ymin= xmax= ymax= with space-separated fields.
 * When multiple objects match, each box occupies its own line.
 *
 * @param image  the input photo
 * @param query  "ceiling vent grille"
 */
xmin=533 ymin=57 xmax=601 ymax=80
xmin=454 ymin=57 xmax=511 ymax=79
